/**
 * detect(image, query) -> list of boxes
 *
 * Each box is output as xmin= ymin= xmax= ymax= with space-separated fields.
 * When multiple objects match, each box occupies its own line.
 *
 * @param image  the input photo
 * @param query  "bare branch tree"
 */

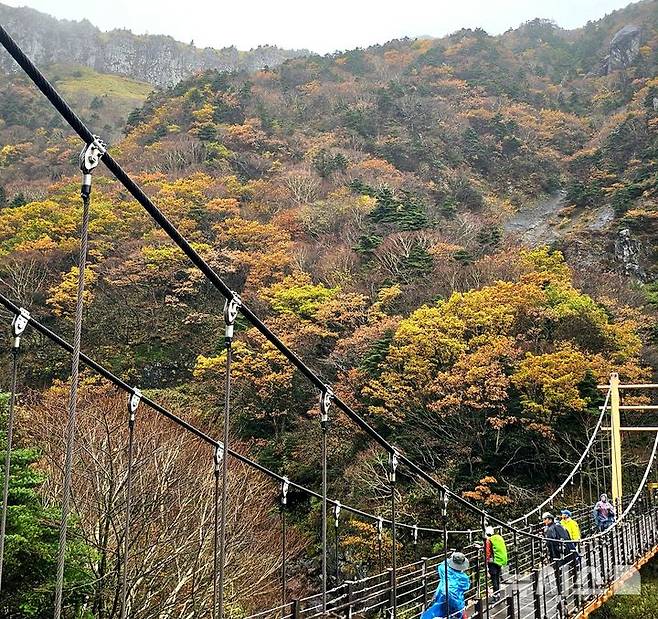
xmin=24 ymin=384 xmax=306 ymax=618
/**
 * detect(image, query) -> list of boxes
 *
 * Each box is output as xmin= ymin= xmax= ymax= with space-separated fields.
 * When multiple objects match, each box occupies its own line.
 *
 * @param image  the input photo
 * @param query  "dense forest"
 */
xmin=0 ymin=1 xmax=657 ymax=616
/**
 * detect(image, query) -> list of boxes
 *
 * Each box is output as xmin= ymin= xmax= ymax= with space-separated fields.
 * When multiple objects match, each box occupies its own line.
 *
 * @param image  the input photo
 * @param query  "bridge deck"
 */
xmin=254 ymin=502 xmax=658 ymax=619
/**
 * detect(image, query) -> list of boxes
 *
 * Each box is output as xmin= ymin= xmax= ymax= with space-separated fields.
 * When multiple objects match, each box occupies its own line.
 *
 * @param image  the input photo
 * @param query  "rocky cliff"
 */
xmin=0 ymin=3 xmax=309 ymax=87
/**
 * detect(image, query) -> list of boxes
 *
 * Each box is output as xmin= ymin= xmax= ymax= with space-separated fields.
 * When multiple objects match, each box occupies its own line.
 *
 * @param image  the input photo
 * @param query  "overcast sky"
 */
xmin=3 ymin=0 xmax=639 ymax=53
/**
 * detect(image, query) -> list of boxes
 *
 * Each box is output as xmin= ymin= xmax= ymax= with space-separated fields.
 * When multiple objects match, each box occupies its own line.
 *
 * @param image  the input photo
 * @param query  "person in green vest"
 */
xmin=484 ymin=526 xmax=508 ymax=602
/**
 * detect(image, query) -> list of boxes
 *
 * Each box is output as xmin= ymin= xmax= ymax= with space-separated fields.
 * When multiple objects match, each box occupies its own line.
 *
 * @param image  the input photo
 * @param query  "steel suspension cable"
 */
xmin=602 ymin=407 xmax=609 ymax=493
xmin=213 ymin=444 xmax=222 ymax=618
xmin=333 ymin=502 xmax=340 ymax=585
xmin=53 ymin=188 xmax=92 ymax=619
xmin=594 ymin=431 xmax=602 ymax=498
xmin=0 ymin=311 xmax=27 ymax=592
xmin=320 ymin=390 xmax=331 ymax=615
xmin=280 ymin=478 xmax=289 ymax=606
xmin=0 ymin=290 xmax=654 ymax=553
xmin=120 ymin=390 xmax=141 ymax=619
xmin=389 ymin=451 xmax=398 ymax=618
xmin=217 ymin=297 xmax=239 ymax=619
xmin=509 ymin=389 xmax=611 ymax=525
xmin=0 ymin=350 xmax=17 ymax=592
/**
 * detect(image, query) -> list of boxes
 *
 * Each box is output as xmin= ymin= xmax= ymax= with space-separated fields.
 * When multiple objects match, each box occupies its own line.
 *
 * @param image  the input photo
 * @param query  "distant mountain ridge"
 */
xmin=0 ymin=3 xmax=310 ymax=86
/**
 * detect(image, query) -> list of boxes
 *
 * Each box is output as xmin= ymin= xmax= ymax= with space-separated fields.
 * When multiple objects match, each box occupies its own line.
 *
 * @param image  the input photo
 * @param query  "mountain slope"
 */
xmin=0 ymin=3 xmax=656 ymax=613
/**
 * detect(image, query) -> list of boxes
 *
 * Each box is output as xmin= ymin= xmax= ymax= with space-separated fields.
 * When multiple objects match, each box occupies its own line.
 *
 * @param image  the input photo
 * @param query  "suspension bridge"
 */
xmin=0 ymin=23 xmax=657 ymax=619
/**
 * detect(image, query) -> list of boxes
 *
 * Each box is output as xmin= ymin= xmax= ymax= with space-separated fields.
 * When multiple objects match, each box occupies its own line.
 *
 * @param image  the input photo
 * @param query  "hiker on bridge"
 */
xmin=542 ymin=512 xmax=572 ymax=595
xmin=484 ymin=526 xmax=507 ymax=602
xmin=559 ymin=510 xmax=580 ymax=541
xmin=421 ymin=551 xmax=471 ymax=619
xmin=593 ymin=493 xmax=616 ymax=531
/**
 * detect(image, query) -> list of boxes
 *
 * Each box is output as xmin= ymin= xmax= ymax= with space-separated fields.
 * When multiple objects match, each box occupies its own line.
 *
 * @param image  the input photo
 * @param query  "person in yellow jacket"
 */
xmin=560 ymin=509 xmax=581 ymax=579
xmin=560 ymin=510 xmax=581 ymax=540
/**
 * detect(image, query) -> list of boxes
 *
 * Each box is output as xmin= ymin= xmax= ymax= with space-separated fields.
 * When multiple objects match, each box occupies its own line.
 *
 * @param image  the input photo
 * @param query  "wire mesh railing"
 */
xmin=251 ymin=500 xmax=658 ymax=619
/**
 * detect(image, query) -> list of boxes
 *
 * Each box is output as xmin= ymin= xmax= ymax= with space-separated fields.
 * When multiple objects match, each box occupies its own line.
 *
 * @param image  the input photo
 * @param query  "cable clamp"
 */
xmin=320 ymin=386 xmax=333 ymax=425
xmin=281 ymin=476 xmax=290 ymax=506
xmin=11 ymin=307 xmax=30 ymax=348
xmin=79 ymin=135 xmax=107 ymax=199
xmin=223 ymin=292 xmax=242 ymax=341
xmin=127 ymin=387 xmax=142 ymax=425
xmin=214 ymin=443 xmax=224 ymax=472
xmin=333 ymin=501 xmax=341 ymax=528
xmin=389 ymin=447 xmax=399 ymax=484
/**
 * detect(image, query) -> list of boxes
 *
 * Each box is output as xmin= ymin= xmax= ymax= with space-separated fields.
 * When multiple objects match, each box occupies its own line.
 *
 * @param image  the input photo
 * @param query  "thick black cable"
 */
xmin=0 ymin=26 xmax=624 ymax=545
xmin=217 ymin=337 xmax=232 ymax=619
xmin=119 ymin=398 xmax=137 ymax=619
xmin=321 ymin=416 xmax=328 ymax=614
xmin=54 ymin=192 xmax=91 ymax=619
xmin=390 ymin=453 xmax=398 ymax=618
xmin=333 ymin=504 xmax=340 ymax=585
xmin=0 ymin=23 xmax=393 ymax=456
xmin=0 ymin=347 xmax=18 ymax=591
xmin=213 ymin=446 xmax=221 ymax=618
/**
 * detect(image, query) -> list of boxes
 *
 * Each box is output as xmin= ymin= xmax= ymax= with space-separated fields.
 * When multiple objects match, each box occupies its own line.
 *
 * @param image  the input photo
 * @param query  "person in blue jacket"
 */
xmin=421 ymin=551 xmax=471 ymax=619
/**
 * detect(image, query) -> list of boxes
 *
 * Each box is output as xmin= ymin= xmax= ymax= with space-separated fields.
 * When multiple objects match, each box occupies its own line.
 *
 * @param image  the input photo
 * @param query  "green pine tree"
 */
xmin=0 ymin=393 xmax=94 ymax=618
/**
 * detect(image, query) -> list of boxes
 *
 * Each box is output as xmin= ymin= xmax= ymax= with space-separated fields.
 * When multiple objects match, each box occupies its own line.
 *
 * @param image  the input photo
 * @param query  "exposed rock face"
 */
xmin=0 ymin=3 xmax=308 ymax=87
xmin=608 ymin=24 xmax=642 ymax=72
xmin=614 ymin=228 xmax=645 ymax=279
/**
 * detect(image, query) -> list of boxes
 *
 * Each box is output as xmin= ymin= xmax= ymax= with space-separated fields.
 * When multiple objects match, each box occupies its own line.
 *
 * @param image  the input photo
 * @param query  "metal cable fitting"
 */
xmin=214 ymin=443 xmax=224 ymax=474
xmin=333 ymin=501 xmax=341 ymax=528
xmin=389 ymin=448 xmax=399 ymax=484
xmin=223 ymin=293 xmax=241 ymax=342
xmin=78 ymin=135 xmax=106 ymax=200
xmin=214 ymin=443 xmax=224 ymax=475
xmin=10 ymin=307 xmax=30 ymax=349
xmin=127 ymin=388 xmax=141 ymax=426
xmin=281 ymin=476 xmax=290 ymax=507
xmin=320 ymin=387 xmax=333 ymax=426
